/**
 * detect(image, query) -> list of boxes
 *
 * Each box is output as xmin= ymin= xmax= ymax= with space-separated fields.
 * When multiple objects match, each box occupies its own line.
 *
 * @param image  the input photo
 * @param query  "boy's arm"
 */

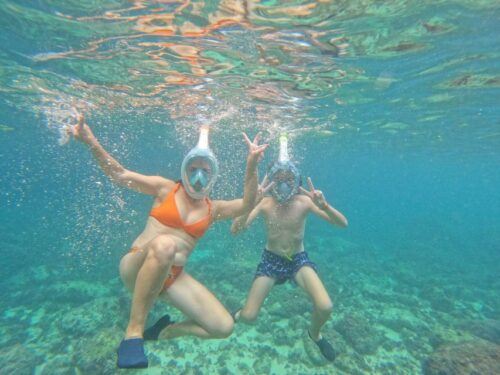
xmin=300 ymin=177 xmax=348 ymax=228
xmin=308 ymin=199 xmax=348 ymax=227
xmin=231 ymin=174 xmax=274 ymax=234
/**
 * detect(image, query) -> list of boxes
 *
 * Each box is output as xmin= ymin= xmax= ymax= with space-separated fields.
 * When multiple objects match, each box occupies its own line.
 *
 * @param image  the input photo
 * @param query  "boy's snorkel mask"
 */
xmin=269 ymin=134 xmax=301 ymax=204
xmin=181 ymin=126 xmax=219 ymax=200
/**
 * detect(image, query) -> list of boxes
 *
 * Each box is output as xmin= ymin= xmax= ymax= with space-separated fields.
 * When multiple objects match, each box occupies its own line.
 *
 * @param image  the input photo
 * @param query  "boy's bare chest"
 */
xmin=264 ymin=203 xmax=307 ymax=229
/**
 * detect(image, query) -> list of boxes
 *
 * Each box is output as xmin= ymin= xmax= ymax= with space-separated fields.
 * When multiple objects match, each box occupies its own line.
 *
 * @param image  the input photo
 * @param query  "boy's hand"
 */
xmin=256 ymin=174 xmax=275 ymax=203
xmin=299 ymin=177 xmax=329 ymax=210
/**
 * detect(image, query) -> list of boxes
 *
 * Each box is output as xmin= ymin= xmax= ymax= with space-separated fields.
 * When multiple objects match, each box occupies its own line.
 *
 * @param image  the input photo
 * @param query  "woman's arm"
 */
xmin=71 ymin=113 xmax=173 ymax=196
xmin=230 ymin=199 xmax=265 ymax=234
xmin=213 ymin=133 xmax=268 ymax=221
xmin=300 ymin=177 xmax=348 ymax=227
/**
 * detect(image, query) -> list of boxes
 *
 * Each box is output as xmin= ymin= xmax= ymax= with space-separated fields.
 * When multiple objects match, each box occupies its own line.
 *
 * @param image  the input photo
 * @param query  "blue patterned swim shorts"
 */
xmin=255 ymin=249 xmax=317 ymax=284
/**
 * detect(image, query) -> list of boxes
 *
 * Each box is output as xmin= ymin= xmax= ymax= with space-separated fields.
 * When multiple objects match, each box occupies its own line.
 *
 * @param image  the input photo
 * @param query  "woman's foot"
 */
xmin=308 ymin=330 xmax=336 ymax=362
xmin=144 ymin=315 xmax=174 ymax=341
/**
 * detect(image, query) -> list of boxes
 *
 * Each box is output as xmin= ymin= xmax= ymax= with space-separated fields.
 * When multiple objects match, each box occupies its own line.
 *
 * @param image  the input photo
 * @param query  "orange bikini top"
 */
xmin=150 ymin=183 xmax=212 ymax=239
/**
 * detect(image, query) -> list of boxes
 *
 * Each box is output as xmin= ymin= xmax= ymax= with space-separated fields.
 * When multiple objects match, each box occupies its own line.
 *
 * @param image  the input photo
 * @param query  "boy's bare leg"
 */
xmin=294 ymin=266 xmax=333 ymax=340
xmin=237 ymin=276 xmax=275 ymax=323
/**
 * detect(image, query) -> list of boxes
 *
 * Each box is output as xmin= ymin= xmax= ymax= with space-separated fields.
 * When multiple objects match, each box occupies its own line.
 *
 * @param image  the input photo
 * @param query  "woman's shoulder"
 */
xmin=156 ymin=179 xmax=179 ymax=200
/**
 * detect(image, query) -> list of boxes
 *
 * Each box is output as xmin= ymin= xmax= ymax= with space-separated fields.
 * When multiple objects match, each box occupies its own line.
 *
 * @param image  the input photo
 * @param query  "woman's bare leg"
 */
xmin=238 ymin=276 xmax=275 ymax=323
xmin=119 ymin=235 xmax=177 ymax=338
xmin=157 ymin=272 xmax=234 ymax=339
xmin=119 ymin=248 xmax=147 ymax=292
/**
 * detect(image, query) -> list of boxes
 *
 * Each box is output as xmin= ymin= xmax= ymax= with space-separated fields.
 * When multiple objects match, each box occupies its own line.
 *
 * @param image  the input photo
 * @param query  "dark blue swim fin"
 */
xmin=144 ymin=314 xmax=174 ymax=341
xmin=117 ymin=337 xmax=148 ymax=369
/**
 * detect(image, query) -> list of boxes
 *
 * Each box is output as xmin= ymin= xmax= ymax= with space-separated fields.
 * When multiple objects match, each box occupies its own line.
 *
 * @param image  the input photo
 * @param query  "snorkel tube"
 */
xmin=278 ymin=133 xmax=289 ymax=163
xmin=269 ymin=133 xmax=301 ymax=204
xmin=181 ymin=126 xmax=219 ymax=200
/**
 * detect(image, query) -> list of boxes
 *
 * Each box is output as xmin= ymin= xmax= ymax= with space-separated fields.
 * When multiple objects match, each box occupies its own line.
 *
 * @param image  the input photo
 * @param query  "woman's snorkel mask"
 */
xmin=181 ymin=126 xmax=219 ymax=200
xmin=269 ymin=134 xmax=301 ymax=204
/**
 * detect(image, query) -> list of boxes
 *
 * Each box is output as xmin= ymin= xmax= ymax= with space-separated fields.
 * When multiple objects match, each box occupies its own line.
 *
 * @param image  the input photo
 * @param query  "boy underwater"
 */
xmin=231 ymin=134 xmax=348 ymax=361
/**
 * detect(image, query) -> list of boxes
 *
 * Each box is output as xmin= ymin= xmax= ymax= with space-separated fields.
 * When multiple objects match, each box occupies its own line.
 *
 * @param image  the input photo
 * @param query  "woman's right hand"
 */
xmin=70 ymin=112 xmax=96 ymax=145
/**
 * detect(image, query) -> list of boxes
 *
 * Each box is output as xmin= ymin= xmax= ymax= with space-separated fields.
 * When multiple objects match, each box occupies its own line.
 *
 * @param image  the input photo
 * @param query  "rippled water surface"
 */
xmin=1 ymin=0 xmax=498 ymax=148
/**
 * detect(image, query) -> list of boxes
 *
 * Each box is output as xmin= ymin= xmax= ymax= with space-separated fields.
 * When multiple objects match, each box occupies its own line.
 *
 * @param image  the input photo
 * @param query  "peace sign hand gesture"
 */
xmin=256 ymin=174 xmax=275 ymax=203
xmin=299 ymin=177 xmax=329 ymax=210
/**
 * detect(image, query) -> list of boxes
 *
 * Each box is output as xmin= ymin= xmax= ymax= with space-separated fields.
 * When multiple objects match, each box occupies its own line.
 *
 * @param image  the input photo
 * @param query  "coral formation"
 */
xmin=0 ymin=234 xmax=498 ymax=373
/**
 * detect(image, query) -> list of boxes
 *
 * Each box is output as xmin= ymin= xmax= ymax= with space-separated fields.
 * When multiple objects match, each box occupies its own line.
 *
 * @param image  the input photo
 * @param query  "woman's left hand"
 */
xmin=299 ymin=177 xmax=329 ymax=210
xmin=243 ymin=132 xmax=268 ymax=165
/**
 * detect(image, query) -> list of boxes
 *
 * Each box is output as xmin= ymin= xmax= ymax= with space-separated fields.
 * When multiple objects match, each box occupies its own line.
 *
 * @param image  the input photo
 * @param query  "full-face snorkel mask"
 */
xmin=269 ymin=134 xmax=301 ymax=204
xmin=181 ymin=126 xmax=219 ymax=200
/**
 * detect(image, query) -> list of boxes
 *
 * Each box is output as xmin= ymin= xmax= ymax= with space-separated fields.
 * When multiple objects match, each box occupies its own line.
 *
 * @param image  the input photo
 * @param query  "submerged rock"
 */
xmin=420 ymin=285 xmax=455 ymax=312
xmin=253 ymin=358 xmax=272 ymax=373
xmin=378 ymin=307 xmax=428 ymax=334
xmin=334 ymin=314 xmax=383 ymax=355
xmin=59 ymin=298 xmax=122 ymax=336
xmin=0 ymin=344 xmax=43 ymax=373
xmin=423 ymin=339 xmax=500 ymax=375
xmin=40 ymin=354 xmax=74 ymax=375
xmin=48 ymin=280 xmax=112 ymax=306
xmin=462 ymin=319 xmax=500 ymax=344
xmin=73 ymin=327 xmax=122 ymax=374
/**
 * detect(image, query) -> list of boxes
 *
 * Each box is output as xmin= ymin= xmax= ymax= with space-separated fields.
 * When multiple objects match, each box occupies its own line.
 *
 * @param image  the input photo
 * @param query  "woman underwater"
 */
xmin=70 ymin=113 xmax=267 ymax=369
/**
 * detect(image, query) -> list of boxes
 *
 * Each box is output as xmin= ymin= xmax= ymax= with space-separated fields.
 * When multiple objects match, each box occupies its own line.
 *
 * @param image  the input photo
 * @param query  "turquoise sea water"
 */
xmin=1 ymin=1 xmax=499 ymax=374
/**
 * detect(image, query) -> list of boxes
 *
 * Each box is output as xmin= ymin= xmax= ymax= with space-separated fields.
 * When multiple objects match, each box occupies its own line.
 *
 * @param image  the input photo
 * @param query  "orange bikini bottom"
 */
xmin=162 ymin=265 xmax=184 ymax=291
xmin=129 ymin=247 xmax=184 ymax=292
